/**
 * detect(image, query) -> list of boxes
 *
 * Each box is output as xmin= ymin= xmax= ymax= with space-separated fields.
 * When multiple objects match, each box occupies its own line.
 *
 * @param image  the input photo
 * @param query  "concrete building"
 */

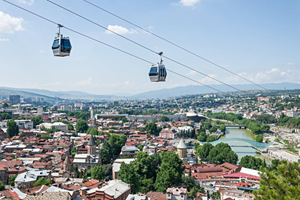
xmin=159 ymin=129 xmax=178 ymax=139
xmin=9 ymin=95 xmax=20 ymax=104
xmin=120 ymin=146 xmax=140 ymax=158
xmin=37 ymin=122 xmax=68 ymax=132
xmin=166 ymin=186 xmax=188 ymax=200
xmin=85 ymin=180 xmax=131 ymax=200
xmin=15 ymin=120 xmax=34 ymax=130
xmin=14 ymin=169 xmax=51 ymax=189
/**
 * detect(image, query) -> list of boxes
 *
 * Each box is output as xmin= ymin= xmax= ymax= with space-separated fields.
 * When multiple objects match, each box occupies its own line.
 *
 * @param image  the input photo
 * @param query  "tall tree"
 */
xmin=155 ymin=151 xmax=184 ymax=192
xmin=76 ymin=119 xmax=88 ymax=133
xmin=7 ymin=120 xmax=19 ymax=138
xmin=254 ymin=161 xmax=300 ymax=199
xmin=91 ymin=166 xmax=105 ymax=181
xmin=118 ymin=162 xmax=141 ymax=194
xmin=31 ymin=116 xmax=43 ymax=128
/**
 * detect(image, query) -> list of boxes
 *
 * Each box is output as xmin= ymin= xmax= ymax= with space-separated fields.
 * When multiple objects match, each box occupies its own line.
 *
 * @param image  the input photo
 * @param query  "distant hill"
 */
xmin=131 ymin=82 xmax=300 ymax=99
xmin=0 ymin=87 xmax=120 ymax=101
xmin=0 ymin=82 xmax=299 ymax=101
xmin=0 ymin=88 xmax=61 ymax=103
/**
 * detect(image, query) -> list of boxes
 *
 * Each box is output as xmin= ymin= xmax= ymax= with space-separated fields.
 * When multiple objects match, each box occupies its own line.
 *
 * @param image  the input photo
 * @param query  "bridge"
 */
xmin=200 ymin=138 xmax=273 ymax=153
xmin=225 ymin=124 xmax=246 ymax=129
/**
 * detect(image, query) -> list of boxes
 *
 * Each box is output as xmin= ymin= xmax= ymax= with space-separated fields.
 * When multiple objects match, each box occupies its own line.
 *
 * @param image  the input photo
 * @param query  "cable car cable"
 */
xmin=83 ymin=0 xmax=269 ymax=91
xmin=3 ymin=0 xmax=223 ymax=93
xmin=46 ymin=0 xmax=243 ymax=92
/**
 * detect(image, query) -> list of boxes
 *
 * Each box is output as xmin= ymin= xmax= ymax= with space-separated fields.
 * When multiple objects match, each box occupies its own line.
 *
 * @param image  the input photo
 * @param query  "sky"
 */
xmin=0 ymin=0 xmax=299 ymax=95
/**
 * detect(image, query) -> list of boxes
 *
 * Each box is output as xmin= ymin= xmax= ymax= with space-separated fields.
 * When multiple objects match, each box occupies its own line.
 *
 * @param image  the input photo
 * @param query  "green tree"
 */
xmin=209 ymin=125 xmax=218 ymax=133
xmin=197 ymin=132 xmax=207 ymax=142
xmin=118 ymin=162 xmax=141 ymax=194
xmin=86 ymin=128 xmax=98 ymax=135
xmin=145 ymin=122 xmax=159 ymax=136
xmin=206 ymin=135 xmax=218 ymax=142
xmin=211 ymin=192 xmax=221 ymax=199
xmin=195 ymin=143 xmax=213 ymax=160
xmin=68 ymin=123 xmax=74 ymax=131
xmin=121 ymin=117 xmax=129 ymax=123
xmin=76 ymin=119 xmax=88 ymax=133
xmin=239 ymin=155 xmax=264 ymax=170
xmin=33 ymin=177 xmax=51 ymax=187
xmin=261 ymin=124 xmax=270 ymax=133
xmin=7 ymin=120 xmax=19 ymax=138
xmin=161 ymin=116 xmax=170 ymax=122
xmin=91 ymin=166 xmax=105 ymax=181
xmin=219 ymin=124 xmax=226 ymax=132
xmin=31 ymin=116 xmax=43 ymax=128
xmin=254 ymin=161 xmax=300 ymax=199
xmin=155 ymin=151 xmax=184 ymax=192
xmin=207 ymin=143 xmax=238 ymax=164
xmin=0 ymin=181 xmax=5 ymax=191
xmin=9 ymin=175 xmax=17 ymax=186
xmin=256 ymin=134 xmax=263 ymax=143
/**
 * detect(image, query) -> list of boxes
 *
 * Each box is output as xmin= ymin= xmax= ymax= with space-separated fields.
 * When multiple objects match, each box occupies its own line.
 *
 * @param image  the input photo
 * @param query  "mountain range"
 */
xmin=0 ymin=82 xmax=299 ymax=101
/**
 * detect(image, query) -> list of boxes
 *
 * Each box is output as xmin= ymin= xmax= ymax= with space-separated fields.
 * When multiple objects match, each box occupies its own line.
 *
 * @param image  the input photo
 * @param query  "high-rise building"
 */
xmin=9 ymin=95 xmax=20 ymax=104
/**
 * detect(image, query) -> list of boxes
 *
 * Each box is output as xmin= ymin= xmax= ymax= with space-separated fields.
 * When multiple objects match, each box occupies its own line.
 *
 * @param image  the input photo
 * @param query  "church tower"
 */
xmin=87 ymin=136 xmax=96 ymax=155
xmin=63 ymin=156 xmax=71 ymax=172
xmin=177 ymin=139 xmax=187 ymax=159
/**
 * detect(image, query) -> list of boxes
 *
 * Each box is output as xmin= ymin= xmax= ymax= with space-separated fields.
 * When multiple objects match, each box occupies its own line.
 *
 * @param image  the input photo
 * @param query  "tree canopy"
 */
xmin=7 ymin=120 xmax=19 ymax=138
xmin=195 ymin=142 xmax=238 ymax=164
xmin=75 ymin=119 xmax=88 ymax=133
xmin=254 ymin=161 xmax=300 ymax=199
xmin=33 ymin=177 xmax=50 ymax=187
xmin=31 ymin=116 xmax=43 ymax=128
xmin=118 ymin=151 xmax=184 ymax=194
xmin=256 ymin=134 xmax=263 ymax=143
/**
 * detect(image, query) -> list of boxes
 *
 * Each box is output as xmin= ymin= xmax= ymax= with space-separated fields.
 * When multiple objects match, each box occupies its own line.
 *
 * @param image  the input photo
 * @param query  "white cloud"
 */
xmin=287 ymin=62 xmax=296 ymax=66
xmin=186 ymin=70 xmax=197 ymax=76
xmin=105 ymin=25 xmax=138 ymax=35
xmin=0 ymin=11 xmax=24 ymax=33
xmin=19 ymin=0 xmax=34 ymax=5
xmin=0 ymin=38 xmax=9 ymax=42
xmin=148 ymin=26 xmax=154 ymax=29
xmin=75 ymin=77 xmax=93 ymax=86
xmin=179 ymin=0 xmax=200 ymax=7
xmin=39 ymin=50 xmax=45 ymax=53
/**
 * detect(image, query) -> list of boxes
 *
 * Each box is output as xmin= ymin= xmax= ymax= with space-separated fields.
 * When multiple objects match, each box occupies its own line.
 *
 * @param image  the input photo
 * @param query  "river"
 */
xmin=221 ymin=128 xmax=272 ymax=163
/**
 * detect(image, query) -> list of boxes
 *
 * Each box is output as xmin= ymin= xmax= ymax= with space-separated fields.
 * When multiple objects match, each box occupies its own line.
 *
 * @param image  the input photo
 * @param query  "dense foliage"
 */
xmin=31 ymin=116 xmax=43 ymax=128
xmin=33 ymin=177 xmax=51 ymax=187
xmin=239 ymin=155 xmax=266 ymax=170
xmin=207 ymin=112 xmax=270 ymax=134
xmin=255 ymin=134 xmax=263 ymax=143
xmin=9 ymin=175 xmax=17 ymax=186
xmin=0 ymin=181 xmax=5 ymax=191
xmin=178 ymin=129 xmax=196 ymax=139
xmin=7 ymin=120 xmax=19 ymax=138
xmin=195 ymin=142 xmax=238 ymax=164
xmin=254 ymin=161 xmax=300 ymax=199
xmin=145 ymin=122 xmax=162 ymax=136
xmin=118 ymin=151 xmax=185 ymax=194
xmin=99 ymin=134 xmax=127 ymax=164
xmin=75 ymin=119 xmax=89 ymax=133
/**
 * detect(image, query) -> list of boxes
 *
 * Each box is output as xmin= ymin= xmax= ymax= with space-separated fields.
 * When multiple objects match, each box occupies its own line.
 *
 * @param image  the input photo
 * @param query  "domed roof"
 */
xmin=177 ymin=139 xmax=187 ymax=149
xmin=186 ymin=111 xmax=197 ymax=117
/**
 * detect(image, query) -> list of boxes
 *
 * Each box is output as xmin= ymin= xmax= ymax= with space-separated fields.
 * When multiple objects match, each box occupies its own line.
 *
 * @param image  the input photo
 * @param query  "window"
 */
xmin=61 ymin=39 xmax=72 ymax=53
xmin=52 ymin=39 xmax=60 ymax=49
xmin=149 ymin=67 xmax=158 ymax=75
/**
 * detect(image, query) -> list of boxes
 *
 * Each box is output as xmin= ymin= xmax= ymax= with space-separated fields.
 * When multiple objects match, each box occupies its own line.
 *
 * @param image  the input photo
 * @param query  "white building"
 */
xmin=112 ymin=158 xmax=135 ymax=180
xmin=37 ymin=122 xmax=68 ymax=132
xmin=15 ymin=120 xmax=34 ymax=130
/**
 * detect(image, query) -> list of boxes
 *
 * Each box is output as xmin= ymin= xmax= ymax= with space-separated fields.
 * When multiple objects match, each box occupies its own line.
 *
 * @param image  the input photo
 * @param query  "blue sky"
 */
xmin=0 ymin=0 xmax=299 ymax=95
